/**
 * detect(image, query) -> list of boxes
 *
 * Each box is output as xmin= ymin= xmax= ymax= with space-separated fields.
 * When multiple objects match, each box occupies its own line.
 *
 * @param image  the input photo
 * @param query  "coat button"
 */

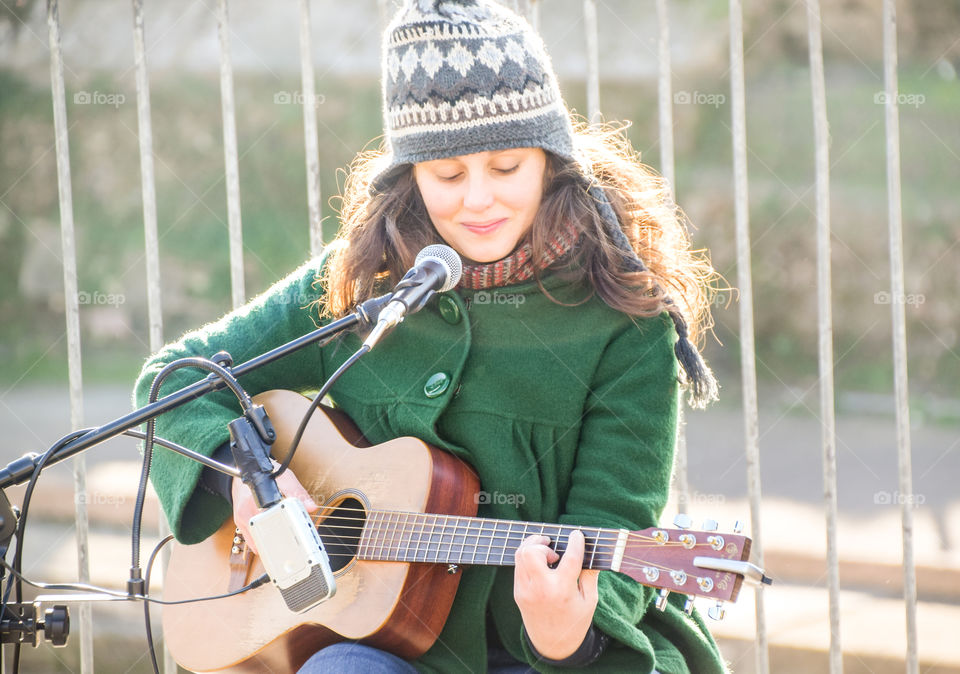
xmin=438 ymin=295 xmax=461 ymax=324
xmin=424 ymin=372 xmax=451 ymax=398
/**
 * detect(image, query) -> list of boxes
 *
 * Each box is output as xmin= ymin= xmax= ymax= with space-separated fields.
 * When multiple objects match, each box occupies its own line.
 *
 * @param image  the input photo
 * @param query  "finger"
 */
xmin=515 ymin=537 xmax=558 ymax=584
xmin=276 ymin=470 xmax=319 ymax=512
xmin=520 ymin=536 xmax=560 ymax=566
xmin=518 ymin=534 xmax=552 ymax=549
xmin=557 ymin=530 xmax=586 ymax=579
xmin=231 ymin=478 xmax=259 ymax=554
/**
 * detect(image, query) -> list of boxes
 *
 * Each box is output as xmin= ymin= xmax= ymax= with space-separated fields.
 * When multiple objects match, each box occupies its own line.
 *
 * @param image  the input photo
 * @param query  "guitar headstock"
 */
xmin=616 ymin=517 xmax=769 ymax=618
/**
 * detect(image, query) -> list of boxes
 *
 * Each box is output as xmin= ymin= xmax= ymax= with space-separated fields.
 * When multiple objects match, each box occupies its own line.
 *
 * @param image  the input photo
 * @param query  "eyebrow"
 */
xmin=430 ymin=151 xmax=523 ymax=166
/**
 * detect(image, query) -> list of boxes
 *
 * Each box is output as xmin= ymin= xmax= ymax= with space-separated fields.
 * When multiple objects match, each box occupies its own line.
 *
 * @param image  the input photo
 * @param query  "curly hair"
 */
xmin=321 ymin=119 xmax=721 ymax=348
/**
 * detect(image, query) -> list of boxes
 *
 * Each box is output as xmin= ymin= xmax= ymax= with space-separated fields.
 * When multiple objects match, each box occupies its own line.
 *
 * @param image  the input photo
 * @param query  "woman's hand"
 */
xmin=513 ymin=529 xmax=600 ymax=660
xmin=230 ymin=466 xmax=318 ymax=555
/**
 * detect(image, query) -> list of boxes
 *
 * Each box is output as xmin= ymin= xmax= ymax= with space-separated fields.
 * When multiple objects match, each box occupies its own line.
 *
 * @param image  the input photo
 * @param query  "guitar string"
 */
xmin=307 ymin=507 xmax=717 ymax=552
xmin=306 ymin=506 xmax=717 ymax=555
xmin=304 ymin=504 xmax=677 ymax=545
xmin=243 ymin=507 xmax=723 ymax=574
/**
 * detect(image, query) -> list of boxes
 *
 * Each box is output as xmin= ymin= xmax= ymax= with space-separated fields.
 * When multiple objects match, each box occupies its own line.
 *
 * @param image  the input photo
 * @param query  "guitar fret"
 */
xmin=363 ymin=510 xmax=374 ymax=561
xmin=358 ymin=510 xmax=370 ymax=560
xmin=499 ymin=521 xmax=510 ymax=566
xmin=400 ymin=513 xmax=413 ymax=562
xmin=371 ymin=510 xmax=384 ymax=561
xmin=456 ymin=517 xmax=467 ymax=564
xmin=426 ymin=514 xmax=438 ymax=564
xmin=374 ymin=511 xmax=385 ymax=561
xmin=588 ymin=526 xmax=599 ymax=569
xmin=470 ymin=519 xmax=480 ymax=564
xmin=413 ymin=513 xmax=426 ymax=563
xmin=438 ymin=515 xmax=449 ymax=564
xmin=387 ymin=511 xmax=403 ymax=559
xmin=483 ymin=521 xmax=492 ymax=565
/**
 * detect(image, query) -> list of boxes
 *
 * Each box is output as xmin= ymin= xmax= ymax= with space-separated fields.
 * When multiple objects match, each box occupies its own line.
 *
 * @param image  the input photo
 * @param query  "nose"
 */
xmin=462 ymin=173 xmax=495 ymax=212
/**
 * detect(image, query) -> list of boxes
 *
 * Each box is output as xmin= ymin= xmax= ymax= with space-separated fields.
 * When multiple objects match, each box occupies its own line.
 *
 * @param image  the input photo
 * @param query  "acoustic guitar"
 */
xmin=163 ymin=389 xmax=761 ymax=673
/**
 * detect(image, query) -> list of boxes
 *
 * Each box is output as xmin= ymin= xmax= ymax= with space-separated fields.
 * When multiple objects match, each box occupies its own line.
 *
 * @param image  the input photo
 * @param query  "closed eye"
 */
xmin=495 ymin=165 xmax=520 ymax=175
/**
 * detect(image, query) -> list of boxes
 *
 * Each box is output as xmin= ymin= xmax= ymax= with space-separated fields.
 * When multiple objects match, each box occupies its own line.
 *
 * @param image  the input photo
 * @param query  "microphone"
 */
xmin=248 ymin=497 xmax=336 ymax=612
xmin=229 ymin=412 xmax=336 ymax=613
xmin=363 ymin=244 xmax=462 ymax=349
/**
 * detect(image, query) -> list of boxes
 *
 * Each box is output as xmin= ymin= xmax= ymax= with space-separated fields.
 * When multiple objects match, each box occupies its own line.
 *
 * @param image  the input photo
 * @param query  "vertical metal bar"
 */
xmin=132 ymin=0 xmax=163 ymax=354
xmin=46 ymin=1 xmax=93 ymax=672
xmin=583 ymin=0 xmax=600 ymax=123
xmin=298 ymin=0 xmax=324 ymax=259
xmin=805 ymin=1 xmax=842 ymax=671
xmin=728 ymin=1 xmax=769 ymax=672
xmin=131 ymin=3 xmax=176 ymax=672
xmin=656 ymin=0 xmax=676 ymax=195
xmin=654 ymin=0 xmax=689 ymax=514
xmin=881 ymin=1 xmax=919 ymax=671
xmin=216 ymin=0 xmax=245 ymax=308
xmin=529 ymin=0 xmax=541 ymax=33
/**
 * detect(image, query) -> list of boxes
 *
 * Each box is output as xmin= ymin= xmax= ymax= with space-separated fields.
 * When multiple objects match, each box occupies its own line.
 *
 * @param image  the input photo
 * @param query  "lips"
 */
xmin=461 ymin=217 xmax=507 ymax=235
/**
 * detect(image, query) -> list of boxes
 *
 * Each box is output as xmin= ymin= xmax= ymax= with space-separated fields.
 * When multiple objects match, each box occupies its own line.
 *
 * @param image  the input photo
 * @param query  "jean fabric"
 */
xmin=297 ymin=643 xmax=536 ymax=673
xmin=296 ymin=642 xmax=661 ymax=673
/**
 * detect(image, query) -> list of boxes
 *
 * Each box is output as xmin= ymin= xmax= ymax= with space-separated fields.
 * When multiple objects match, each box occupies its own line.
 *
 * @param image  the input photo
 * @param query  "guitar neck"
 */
xmin=357 ymin=510 xmax=626 ymax=571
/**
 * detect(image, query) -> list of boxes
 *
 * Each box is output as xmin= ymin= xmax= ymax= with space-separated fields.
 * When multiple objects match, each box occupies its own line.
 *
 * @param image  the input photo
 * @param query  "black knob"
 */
xmin=41 ymin=606 xmax=69 ymax=647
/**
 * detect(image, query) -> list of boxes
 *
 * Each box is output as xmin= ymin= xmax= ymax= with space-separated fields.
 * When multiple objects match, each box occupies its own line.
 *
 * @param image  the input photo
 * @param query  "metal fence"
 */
xmin=34 ymin=0 xmax=920 ymax=672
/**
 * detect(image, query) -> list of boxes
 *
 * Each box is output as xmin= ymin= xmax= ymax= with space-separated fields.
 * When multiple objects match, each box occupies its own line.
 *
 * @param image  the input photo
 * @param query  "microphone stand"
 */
xmin=0 ymin=292 xmax=391 ymax=658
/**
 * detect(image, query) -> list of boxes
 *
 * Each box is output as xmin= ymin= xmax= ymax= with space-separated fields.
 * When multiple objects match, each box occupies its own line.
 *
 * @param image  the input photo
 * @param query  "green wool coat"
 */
xmin=133 ymin=256 xmax=728 ymax=674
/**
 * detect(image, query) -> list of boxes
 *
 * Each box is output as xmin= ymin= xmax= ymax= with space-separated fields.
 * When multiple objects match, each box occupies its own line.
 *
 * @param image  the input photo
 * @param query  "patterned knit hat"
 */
xmin=373 ymin=0 xmax=576 ymax=188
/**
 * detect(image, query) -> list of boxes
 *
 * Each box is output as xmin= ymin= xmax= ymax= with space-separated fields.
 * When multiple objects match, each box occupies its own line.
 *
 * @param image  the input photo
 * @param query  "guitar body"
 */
xmin=163 ymin=390 xmax=480 ymax=673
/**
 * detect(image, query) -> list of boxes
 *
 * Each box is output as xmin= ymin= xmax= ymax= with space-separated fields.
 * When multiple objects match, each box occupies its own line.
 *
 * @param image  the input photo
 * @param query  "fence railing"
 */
xmin=32 ymin=1 xmax=922 ymax=672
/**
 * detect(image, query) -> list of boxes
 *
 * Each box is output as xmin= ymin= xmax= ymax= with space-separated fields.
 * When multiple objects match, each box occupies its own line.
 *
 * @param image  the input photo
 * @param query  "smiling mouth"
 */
xmin=461 ymin=218 xmax=507 ymax=233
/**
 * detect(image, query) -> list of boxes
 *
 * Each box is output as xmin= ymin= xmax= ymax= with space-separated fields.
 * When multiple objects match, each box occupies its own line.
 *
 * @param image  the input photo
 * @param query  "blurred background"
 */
xmin=0 ymin=0 xmax=958 ymax=672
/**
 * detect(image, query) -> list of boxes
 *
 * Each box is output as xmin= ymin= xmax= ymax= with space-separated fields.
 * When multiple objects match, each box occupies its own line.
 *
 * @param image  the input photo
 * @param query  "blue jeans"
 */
xmin=297 ymin=642 xmax=533 ymax=673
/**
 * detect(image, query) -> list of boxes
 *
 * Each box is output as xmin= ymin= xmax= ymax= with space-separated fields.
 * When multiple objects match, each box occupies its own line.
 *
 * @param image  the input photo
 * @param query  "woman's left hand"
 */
xmin=513 ymin=529 xmax=600 ymax=660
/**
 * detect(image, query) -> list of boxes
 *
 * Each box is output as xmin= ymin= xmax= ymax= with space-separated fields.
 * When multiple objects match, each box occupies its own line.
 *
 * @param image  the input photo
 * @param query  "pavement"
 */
xmin=0 ymin=383 xmax=957 ymax=673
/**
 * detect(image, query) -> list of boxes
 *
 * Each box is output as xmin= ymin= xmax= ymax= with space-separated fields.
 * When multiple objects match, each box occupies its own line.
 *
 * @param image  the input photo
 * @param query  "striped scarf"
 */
xmin=457 ymin=223 xmax=580 ymax=290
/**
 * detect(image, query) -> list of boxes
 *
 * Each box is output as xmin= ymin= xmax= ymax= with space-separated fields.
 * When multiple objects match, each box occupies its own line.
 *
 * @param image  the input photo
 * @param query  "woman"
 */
xmin=135 ymin=1 xmax=726 ymax=672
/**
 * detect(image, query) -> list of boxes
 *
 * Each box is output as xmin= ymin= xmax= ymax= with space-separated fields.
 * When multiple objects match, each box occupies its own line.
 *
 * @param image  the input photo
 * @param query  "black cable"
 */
xmin=271 ymin=344 xmax=371 ymax=479
xmin=4 ymin=427 xmax=96 ymax=611
xmin=1 ymin=427 xmax=95 ymax=674
xmin=134 ymin=357 xmax=249 ymax=586
xmin=0 ymin=555 xmax=269 ymax=605
xmin=143 ymin=534 xmax=173 ymax=674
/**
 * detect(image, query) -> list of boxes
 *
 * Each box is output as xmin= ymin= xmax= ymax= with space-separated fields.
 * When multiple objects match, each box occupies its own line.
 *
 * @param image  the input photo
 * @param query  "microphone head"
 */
xmin=416 ymin=244 xmax=462 ymax=292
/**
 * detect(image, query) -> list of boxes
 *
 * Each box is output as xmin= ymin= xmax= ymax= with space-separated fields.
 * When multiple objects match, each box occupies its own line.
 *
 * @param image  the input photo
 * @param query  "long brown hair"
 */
xmin=322 ymin=119 xmax=720 ymax=347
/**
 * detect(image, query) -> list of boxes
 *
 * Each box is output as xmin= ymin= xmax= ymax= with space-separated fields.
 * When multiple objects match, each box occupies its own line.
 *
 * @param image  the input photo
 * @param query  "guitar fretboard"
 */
xmin=356 ymin=510 xmax=626 ymax=570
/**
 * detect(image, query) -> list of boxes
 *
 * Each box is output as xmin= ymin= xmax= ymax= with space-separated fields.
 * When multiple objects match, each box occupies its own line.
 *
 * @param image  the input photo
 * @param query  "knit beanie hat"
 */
xmin=375 ymin=0 xmax=718 ymax=407
xmin=374 ymin=0 xmax=576 ymax=188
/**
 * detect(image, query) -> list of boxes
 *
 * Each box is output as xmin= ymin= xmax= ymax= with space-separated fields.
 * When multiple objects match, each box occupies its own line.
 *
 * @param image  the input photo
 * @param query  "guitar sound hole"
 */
xmin=316 ymin=497 xmax=365 ymax=573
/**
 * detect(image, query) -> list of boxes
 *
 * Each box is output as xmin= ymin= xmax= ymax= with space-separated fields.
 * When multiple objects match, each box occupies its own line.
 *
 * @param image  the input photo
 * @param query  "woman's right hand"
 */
xmin=231 ymin=467 xmax=319 ymax=555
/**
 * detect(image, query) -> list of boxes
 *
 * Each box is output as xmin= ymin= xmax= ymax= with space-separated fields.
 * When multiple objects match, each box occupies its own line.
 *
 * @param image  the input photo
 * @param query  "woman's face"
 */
xmin=413 ymin=148 xmax=547 ymax=263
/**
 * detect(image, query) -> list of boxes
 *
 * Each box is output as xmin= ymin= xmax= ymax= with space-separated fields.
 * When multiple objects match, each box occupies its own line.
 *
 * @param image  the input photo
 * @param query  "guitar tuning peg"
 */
xmin=733 ymin=520 xmax=744 ymax=534
xmin=707 ymin=601 xmax=726 ymax=621
xmin=701 ymin=519 xmax=718 ymax=532
xmin=673 ymin=513 xmax=693 ymax=530
xmin=655 ymin=588 xmax=670 ymax=611
xmin=683 ymin=595 xmax=695 ymax=615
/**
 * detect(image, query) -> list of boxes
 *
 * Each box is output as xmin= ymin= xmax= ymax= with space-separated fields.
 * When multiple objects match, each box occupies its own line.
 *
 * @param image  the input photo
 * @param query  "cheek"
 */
xmin=420 ymin=183 xmax=462 ymax=222
xmin=501 ymin=180 xmax=542 ymax=216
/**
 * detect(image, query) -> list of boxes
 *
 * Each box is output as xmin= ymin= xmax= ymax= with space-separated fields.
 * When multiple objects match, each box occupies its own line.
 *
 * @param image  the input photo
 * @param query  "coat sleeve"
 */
xmin=131 ymin=257 xmax=328 ymax=544
xmin=521 ymin=312 xmax=726 ymax=673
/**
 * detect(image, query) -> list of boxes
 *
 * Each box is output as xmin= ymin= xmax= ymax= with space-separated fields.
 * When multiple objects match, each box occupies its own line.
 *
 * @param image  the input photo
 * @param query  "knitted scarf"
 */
xmin=457 ymin=222 xmax=580 ymax=290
